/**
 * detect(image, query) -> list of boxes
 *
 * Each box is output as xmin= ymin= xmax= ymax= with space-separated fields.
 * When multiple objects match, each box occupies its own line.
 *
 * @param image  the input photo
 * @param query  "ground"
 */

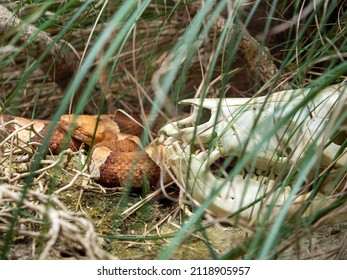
xmin=1 ymin=153 xmax=346 ymax=259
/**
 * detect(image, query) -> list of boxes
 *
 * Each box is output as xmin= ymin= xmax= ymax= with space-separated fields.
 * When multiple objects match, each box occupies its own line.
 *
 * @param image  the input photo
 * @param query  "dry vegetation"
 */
xmin=0 ymin=0 xmax=346 ymax=259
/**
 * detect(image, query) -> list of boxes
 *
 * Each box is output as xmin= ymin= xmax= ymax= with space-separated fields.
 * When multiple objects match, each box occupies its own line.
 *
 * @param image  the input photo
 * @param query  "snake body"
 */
xmin=0 ymin=114 xmax=161 ymax=188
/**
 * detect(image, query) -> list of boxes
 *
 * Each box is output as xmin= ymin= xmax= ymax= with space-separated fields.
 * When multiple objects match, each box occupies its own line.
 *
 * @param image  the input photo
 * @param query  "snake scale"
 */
xmin=0 ymin=114 xmax=163 ymax=188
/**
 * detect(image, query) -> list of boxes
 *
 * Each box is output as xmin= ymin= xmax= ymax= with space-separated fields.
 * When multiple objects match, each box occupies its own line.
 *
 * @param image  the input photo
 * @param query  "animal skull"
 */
xmin=159 ymin=84 xmax=347 ymax=220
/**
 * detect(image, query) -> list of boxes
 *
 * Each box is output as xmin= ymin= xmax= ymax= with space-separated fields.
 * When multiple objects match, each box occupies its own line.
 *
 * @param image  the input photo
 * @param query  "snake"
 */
xmin=0 ymin=114 xmax=163 ymax=188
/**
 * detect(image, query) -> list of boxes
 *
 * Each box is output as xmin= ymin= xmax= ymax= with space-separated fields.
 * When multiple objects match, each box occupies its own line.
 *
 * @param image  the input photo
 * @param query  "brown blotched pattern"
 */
xmin=89 ymin=139 xmax=160 ymax=187
xmin=0 ymin=115 xmax=82 ymax=154
xmin=98 ymin=150 xmax=160 ymax=187
xmin=1 ymin=114 xmax=161 ymax=188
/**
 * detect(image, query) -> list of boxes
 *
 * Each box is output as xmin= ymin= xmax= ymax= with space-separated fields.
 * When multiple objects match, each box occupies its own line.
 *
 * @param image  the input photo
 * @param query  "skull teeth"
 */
xmin=209 ymin=154 xmax=281 ymax=184
xmin=244 ymin=166 xmax=281 ymax=183
xmin=255 ymin=169 xmax=263 ymax=176
xmin=244 ymin=165 xmax=251 ymax=172
xmin=251 ymin=174 xmax=258 ymax=180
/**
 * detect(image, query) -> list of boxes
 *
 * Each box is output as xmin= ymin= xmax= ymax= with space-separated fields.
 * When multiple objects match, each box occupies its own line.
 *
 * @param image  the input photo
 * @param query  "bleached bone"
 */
xmin=159 ymin=84 xmax=347 ymax=220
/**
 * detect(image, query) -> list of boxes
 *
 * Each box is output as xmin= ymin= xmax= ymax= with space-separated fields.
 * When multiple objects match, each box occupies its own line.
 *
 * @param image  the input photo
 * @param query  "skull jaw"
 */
xmin=165 ymin=141 xmax=309 ymax=221
xmin=159 ymin=84 xmax=346 ymax=220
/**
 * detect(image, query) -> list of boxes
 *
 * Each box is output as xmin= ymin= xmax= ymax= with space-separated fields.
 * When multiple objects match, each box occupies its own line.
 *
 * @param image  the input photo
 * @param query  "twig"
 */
xmin=8 ymin=149 xmax=74 ymax=183
xmin=0 ymin=5 xmax=79 ymax=90
xmin=188 ymin=2 xmax=289 ymax=90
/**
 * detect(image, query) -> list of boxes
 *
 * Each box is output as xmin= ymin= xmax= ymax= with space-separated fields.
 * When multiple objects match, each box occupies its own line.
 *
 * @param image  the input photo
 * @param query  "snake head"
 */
xmin=60 ymin=114 xmax=121 ymax=145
